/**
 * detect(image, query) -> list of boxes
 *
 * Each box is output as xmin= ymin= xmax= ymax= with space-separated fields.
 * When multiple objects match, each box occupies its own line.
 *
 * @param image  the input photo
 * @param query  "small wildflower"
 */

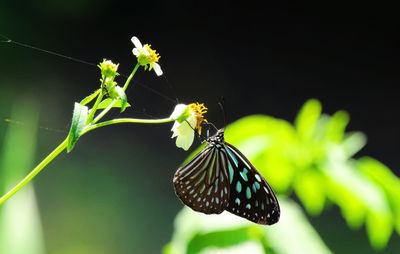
xmin=170 ymin=103 xmax=208 ymax=150
xmin=131 ymin=36 xmax=163 ymax=76
xmin=98 ymin=59 xmax=119 ymax=79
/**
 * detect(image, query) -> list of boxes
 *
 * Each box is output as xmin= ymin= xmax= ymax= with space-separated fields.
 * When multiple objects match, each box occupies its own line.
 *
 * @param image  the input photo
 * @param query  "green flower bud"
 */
xmin=98 ymin=59 xmax=119 ymax=79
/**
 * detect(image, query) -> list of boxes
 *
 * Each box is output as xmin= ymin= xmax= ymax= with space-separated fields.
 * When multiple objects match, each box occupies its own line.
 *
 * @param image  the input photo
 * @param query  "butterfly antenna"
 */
xmin=184 ymin=119 xmax=207 ymax=141
xmin=206 ymin=122 xmax=219 ymax=132
xmin=218 ymin=97 xmax=227 ymax=129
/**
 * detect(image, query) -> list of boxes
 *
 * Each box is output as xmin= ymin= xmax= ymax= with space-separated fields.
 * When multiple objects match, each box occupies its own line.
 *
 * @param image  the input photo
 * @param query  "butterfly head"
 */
xmin=206 ymin=129 xmax=224 ymax=145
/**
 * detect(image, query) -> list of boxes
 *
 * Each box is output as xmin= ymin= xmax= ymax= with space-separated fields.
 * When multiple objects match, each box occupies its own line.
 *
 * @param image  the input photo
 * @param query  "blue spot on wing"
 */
xmin=240 ymin=168 xmax=248 ymax=181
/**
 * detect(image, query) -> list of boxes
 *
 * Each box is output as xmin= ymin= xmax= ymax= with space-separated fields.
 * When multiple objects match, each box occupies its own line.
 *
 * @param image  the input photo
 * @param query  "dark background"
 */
xmin=1 ymin=2 xmax=399 ymax=253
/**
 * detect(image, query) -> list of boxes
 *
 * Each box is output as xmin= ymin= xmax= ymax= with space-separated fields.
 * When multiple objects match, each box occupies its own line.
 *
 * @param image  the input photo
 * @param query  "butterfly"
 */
xmin=173 ymin=129 xmax=280 ymax=225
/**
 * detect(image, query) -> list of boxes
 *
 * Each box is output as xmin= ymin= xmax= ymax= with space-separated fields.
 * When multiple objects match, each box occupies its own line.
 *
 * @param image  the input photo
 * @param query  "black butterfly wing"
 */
xmin=173 ymin=145 xmax=231 ymax=214
xmin=223 ymin=142 xmax=280 ymax=225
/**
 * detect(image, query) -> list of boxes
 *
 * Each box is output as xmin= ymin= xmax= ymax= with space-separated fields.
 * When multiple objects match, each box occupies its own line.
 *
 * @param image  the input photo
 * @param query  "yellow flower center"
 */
xmin=189 ymin=103 xmax=208 ymax=133
xmin=144 ymin=44 xmax=161 ymax=63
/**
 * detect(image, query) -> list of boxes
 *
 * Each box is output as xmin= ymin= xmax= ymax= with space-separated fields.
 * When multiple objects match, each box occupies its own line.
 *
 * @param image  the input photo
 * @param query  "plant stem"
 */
xmin=82 ymin=117 xmax=173 ymax=134
xmin=0 ymin=137 xmax=69 ymax=205
xmin=92 ymin=99 xmax=116 ymax=124
xmin=123 ymin=63 xmax=140 ymax=91
xmin=86 ymin=91 xmax=104 ymax=124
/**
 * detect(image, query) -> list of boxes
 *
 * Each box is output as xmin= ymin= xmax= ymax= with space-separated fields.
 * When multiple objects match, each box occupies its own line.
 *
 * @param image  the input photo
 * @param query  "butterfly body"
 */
xmin=173 ymin=129 xmax=280 ymax=225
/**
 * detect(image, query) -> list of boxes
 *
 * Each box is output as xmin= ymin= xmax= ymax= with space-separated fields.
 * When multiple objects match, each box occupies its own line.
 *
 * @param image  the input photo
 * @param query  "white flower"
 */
xmin=131 ymin=36 xmax=163 ymax=76
xmin=170 ymin=103 xmax=208 ymax=151
xmin=171 ymin=116 xmax=197 ymax=151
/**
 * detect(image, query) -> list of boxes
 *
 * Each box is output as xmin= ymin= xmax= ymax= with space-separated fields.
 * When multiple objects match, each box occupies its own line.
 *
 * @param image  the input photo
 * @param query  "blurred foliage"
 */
xmin=164 ymin=99 xmax=400 ymax=253
xmin=0 ymin=97 xmax=46 ymax=254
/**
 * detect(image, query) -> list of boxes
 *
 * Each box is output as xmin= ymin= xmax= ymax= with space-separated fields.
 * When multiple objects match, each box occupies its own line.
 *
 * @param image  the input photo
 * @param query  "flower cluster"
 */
xmin=98 ymin=59 xmax=121 ymax=99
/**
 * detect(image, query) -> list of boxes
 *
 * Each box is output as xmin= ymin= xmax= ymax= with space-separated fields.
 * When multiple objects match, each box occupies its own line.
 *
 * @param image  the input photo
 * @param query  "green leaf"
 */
xmin=114 ymin=86 xmax=127 ymax=112
xmin=187 ymin=228 xmax=264 ymax=254
xmin=294 ymin=170 xmax=327 ymax=215
xmin=225 ymin=115 xmax=294 ymax=145
xmin=67 ymin=102 xmax=89 ymax=152
xmin=342 ymin=132 xmax=367 ymax=158
xmin=295 ymin=99 xmax=322 ymax=140
xmin=164 ymin=198 xmax=333 ymax=254
xmin=358 ymin=157 xmax=400 ymax=234
xmin=224 ymin=115 xmax=296 ymax=193
xmin=265 ymin=198 xmax=333 ymax=254
xmin=165 ymin=207 xmax=261 ymax=254
xmin=97 ymin=98 xmax=132 ymax=110
xmin=324 ymin=159 xmax=393 ymax=246
xmin=0 ymin=97 xmax=46 ymax=254
xmin=325 ymin=110 xmax=349 ymax=142
xmin=365 ymin=208 xmax=393 ymax=250
xmin=79 ymin=89 xmax=101 ymax=105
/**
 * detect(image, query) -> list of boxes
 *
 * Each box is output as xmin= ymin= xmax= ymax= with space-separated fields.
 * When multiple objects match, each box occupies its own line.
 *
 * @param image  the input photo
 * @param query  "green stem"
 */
xmin=82 ymin=117 xmax=173 ymax=134
xmin=123 ymin=63 xmax=140 ymax=91
xmin=0 ymin=137 xmax=69 ymax=206
xmin=92 ymin=99 xmax=116 ymax=124
xmin=86 ymin=91 xmax=104 ymax=124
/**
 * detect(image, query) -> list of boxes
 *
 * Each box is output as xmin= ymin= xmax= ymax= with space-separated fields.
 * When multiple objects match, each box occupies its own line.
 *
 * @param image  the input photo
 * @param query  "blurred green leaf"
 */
xmin=325 ymin=110 xmax=349 ymax=142
xmin=165 ymin=198 xmax=332 ymax=254
xmin=67 ymin=102 xmax=88 ymax=152
xmin=164 ymin=206 xmax=256 ymax=254
xmin=293 ymin=170 xmax=327 ymax=215
xmin=225 ymin=115 xmax=294 ymax=145
xmin=187 ymin=228 xmax=264 ymax=254
xmin=294 ymin=98 xmax=321 ymax=141
xmin=342 ymin=132 xmax=367 ymax=158
xmin=225 ymin=115 xmax=296 ymax=193
xmin=265 ymin=198 xmax=333 ymax=254
xmin=365 ymin=207 xmax=392 ymax=250
xmin=357 ymin=157 xmax=400 ymax=235
xmin=323 ymin=159 xmax=393 ymax=248
xmin=0 ymin=97 xmax=45 ymax=254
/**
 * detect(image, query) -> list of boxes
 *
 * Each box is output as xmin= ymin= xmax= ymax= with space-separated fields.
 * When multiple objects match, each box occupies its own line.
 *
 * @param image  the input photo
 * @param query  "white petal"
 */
xmin=170 ymin=104 xmax=189 ymax=120
xmin=186 ymin=115 xmax=197 ymax=130
xmin=142 ymin=48 xmax=150 ymax=56
xmin=131 ymin=36 xmax=143 ymax=49
xmin=176 ymin=128 xmax=194 ymax=151
xmin=132 ymin=48 xmax=140 ymax=56
xmin=171 ymin=121 xmax=180 ymax=137
xmin=152 ymin=63 xmax=163 ymax=76
xmin=171 ymin=119 xmax=196 ymax=150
